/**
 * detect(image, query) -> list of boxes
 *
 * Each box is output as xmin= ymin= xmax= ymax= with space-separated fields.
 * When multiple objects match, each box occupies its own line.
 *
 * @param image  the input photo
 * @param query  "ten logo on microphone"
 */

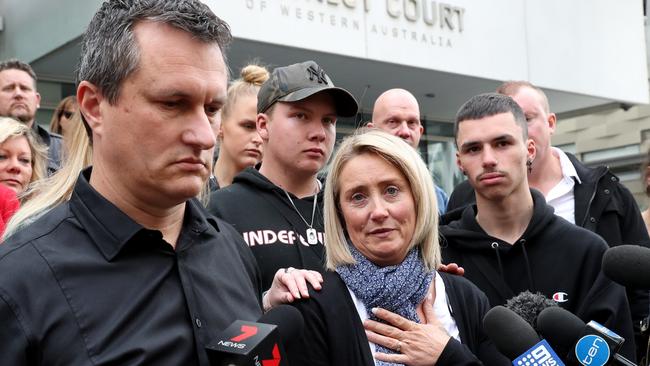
xmin=512 ymin=340 xmax=565 ymax=366
xmin=574 ymin=334 xmax=610 ymax=366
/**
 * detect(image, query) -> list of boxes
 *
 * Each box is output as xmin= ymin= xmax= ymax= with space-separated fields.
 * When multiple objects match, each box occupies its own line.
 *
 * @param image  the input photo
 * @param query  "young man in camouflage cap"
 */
xmin=208 ymin=60 xmax=358 ymax=307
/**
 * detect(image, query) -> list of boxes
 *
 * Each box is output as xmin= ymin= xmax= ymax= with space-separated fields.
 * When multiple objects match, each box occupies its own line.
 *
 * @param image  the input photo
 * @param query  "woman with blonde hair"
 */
xmin=0 ymin=117 xmax=47 ymax=236
xmin=4 ymin=111 xmax=92 ymax=239
xmin=49 ymin=95 xmax=78 ymax=136
xmin=211 ymin=63 xmax=269 ymax=189
xmin=286 ymin=129 xmax=508 ymax=365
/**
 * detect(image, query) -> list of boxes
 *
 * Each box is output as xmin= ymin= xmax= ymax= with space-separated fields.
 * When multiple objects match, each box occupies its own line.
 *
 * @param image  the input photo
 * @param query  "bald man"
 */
xmin=368 ymin=88 xmax=448 ymax=214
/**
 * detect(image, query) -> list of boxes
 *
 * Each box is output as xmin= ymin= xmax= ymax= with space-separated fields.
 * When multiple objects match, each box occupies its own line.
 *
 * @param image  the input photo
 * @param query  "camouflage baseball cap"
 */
xmin=257 ymin=60 xmax=358 ymax=117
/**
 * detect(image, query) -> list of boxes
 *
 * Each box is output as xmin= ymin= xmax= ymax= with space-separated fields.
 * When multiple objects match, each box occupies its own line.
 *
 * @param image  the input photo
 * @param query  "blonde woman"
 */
xmin=0 ymin=117 xmax=47 ymax=236
xmin=4 ymin=111 xmax=91 ymax=239
xmin=287 ymin=130 xmax=508 ymax=366
xmin=49 ymin=96 xmax=78 ymax=137
xmin=211 ymin=64 xmax=269 ymax=189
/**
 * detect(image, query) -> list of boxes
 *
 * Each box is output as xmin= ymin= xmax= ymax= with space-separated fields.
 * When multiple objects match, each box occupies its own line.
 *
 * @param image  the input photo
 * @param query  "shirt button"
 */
xmin=195 ymin=318 xmax=202 ymax=328
xmin=590 ymin=217 xmax=596 ymax=223
xmin=604 ymin=189 xmax=610 ymax=194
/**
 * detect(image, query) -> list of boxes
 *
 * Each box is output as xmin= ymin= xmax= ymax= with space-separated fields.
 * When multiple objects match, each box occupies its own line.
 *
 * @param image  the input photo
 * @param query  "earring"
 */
xmin=526 ymin=159 xmax=533 ymax=173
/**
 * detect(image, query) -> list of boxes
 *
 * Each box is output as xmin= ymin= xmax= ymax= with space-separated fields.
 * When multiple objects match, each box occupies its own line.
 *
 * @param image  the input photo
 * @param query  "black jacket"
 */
xmin=208 ymin=167 xmax=326 ymax=290
xmin=440 ymin=189 xmax=636 ymax=361
xmin=288 ymin=271 xmax=510 ymax=366
xmin=446 ymin=153 xmax=650 ymax=334
xmin=0 ymin=169 xmax=263 ymax=365
xmin=33 ymin=123 xmax=63 ymax=175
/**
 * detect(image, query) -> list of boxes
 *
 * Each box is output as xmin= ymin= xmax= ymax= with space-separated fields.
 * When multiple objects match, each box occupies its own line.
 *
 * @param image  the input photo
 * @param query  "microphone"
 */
xmin=602 ymin=245 xmax=650 ymax=289
xmin=483 ymin=305 xmax=565 ymax=365
xmin=206 ymin=305 xmax=304 ymax=366
xmin=537 ymin=306 xmax=636 ymax=366
xmin=506 ymin=291 xmax=558 ymax=332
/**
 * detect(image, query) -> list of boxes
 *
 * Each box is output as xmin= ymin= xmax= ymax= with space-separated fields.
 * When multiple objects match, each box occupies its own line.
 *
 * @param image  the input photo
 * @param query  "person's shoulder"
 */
xmin=0 ymin=204 xmax=75 ymax=287
xmin=544 ymin=215 xmax=609 ymax=253
xmin=439 ymin=271 xmax=485 ymax=299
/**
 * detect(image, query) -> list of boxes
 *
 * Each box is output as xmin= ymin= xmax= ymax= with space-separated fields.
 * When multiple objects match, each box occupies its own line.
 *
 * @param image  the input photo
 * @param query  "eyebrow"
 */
xmin=288 ymin=103 xmax=337 ymax=117
xmin=460 ymin=134 xmax=514 ymax=150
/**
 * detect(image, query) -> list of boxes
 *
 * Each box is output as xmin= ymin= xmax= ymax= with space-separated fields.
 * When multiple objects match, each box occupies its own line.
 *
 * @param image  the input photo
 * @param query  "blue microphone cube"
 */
xmin=512 ymin=339 xmax=565 ymax=366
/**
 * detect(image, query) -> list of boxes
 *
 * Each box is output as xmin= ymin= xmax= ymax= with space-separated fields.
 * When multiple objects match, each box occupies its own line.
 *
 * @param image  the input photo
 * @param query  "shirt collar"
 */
xmin=69 ymin=167 xmax=217 ymax=261
xmin=552 ymin=147 xmax=581 ymax=185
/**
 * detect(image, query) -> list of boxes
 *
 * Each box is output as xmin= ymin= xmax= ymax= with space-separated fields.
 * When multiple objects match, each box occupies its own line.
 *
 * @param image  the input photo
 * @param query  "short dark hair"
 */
xmin=76 ymin=0 xmax=232 ymax=105
xmin=0 ymin=59 xmax=37 ymax=84
xmin=454 ymin=93 xmax=527 ymax=145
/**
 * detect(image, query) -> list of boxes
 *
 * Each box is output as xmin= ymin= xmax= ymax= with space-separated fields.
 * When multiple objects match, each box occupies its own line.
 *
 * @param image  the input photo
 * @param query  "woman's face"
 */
xmin=59 ymin=102 xmax=77 ymax=136
xmin=0 ymin=136 xmax=33 ymax=194
xmin=338 ymin=152 xmax=416 ymax=267
xmin=219 ymin=93 xmax=263 ymax=170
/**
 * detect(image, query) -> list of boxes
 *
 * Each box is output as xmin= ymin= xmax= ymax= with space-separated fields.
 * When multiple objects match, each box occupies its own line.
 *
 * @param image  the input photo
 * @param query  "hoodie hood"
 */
xmin=232 ymin=166 xmax=326 ymax=200
xmin=440 ymin=189 xmax=555 ymax=251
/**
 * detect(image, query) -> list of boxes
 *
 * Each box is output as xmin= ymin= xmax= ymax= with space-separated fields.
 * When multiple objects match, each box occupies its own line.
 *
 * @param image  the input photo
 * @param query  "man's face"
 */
xmin=456 ymin=112 xmax=535 ymax=202
xmin=0 ymin=69 xmax=40 ymax=126
xmin=258 ymin=92 xmax=337 ymax=177
xmin=90 ymin=21 xmax=225 ymax=207
xmin=509 ymin=87 xmax=555 ymax=162
xmin=370 ymin=91 xmax=423 ymax=148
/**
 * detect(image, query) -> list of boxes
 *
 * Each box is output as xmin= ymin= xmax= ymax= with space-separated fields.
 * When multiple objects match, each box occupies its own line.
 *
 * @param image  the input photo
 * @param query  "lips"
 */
xmin=304 ymin=148 xmax=324 ymax=157
xmin=368 ymin=227 xmax=395 ymax=238
xmin=244 ymin=148 xmax=262 ymax=157
xmin=1 ymin=179 xmax=22 ymax=188
xmin=175 ymin=157 xmax=207 ymax=171
xmin=478 ymin=171 xmax=505 ymax=184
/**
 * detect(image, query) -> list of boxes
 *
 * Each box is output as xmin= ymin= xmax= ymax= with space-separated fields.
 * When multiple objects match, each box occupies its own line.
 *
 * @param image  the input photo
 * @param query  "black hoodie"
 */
xmin=440 ymin=190 xmax=637 ymax=361
xmin=207 ymin=167 xmax=325 ymax=290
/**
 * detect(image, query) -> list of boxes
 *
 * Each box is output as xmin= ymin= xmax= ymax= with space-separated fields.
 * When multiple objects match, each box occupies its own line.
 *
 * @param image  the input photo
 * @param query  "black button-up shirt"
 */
xmin=0 ymin=169 xmax=263 ymax=365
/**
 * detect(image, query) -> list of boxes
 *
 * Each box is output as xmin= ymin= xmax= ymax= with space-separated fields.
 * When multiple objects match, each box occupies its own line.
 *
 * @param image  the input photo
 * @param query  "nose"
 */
xmin=396 ymin=121 xmax=411 ymax=140
xmin=6 ymin=157 xmax=24 ymax=174
xmin=182 ymin=110 xmax=216 ymax=151
xmin=369 ymin=195 xmax=389 ymax=222
xmin=481 ymin=146 xmax=498 ymax=168
xmin=308 ymin=120 xmax=327 ymax=142
xmin=252 ymin=132 xmax=263 ymax=146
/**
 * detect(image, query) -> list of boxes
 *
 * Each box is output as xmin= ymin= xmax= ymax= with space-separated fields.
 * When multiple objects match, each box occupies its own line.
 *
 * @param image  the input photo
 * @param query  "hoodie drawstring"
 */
xmin=490 ymin=242 xmax=505 ymax=281
xmin=519 ymin=239 xmax=536 ymax=291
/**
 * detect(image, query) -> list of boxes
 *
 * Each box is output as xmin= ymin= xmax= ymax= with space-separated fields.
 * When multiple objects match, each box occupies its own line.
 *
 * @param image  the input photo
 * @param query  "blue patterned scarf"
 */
xmin=336 ymin=244 xmax=434 ymax=366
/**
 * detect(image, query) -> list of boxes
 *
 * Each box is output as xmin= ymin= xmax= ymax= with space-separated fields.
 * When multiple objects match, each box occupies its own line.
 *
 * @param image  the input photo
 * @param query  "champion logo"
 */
xmin=552 ymin=292 xmax=568 ymax=303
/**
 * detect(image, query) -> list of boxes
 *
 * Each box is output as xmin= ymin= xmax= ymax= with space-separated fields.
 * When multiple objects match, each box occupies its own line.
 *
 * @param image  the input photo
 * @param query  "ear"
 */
xmin=547 ymin=112 xmax=557 ymax=135
xmin=526 ymin=138 xmax=536 ymax=162
xmin=455 ymin=150 xmax=463 ymax=172
xmin=418 ymin=124 xmax=424 ymax=135
xmin=77 ymin=81 xmax=104 ymax=139
xmin=35 ymin=92 xmax=41 ymax=109
xmin=366 ymin=121 xmax=375 ymax=128
xmin=257 ymin=112 xmax=270 ymax=141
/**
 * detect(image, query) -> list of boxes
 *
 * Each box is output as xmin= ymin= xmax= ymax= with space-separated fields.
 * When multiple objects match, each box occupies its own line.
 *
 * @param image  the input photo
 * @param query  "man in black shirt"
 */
xmin=0 ymin=1 xmax=263 ymax=365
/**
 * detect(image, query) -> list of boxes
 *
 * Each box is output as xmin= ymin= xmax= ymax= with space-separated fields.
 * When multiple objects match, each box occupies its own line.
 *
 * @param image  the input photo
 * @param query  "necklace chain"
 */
xmin=282 ymin=180 xmax=321 ymax=229
xmin=283 ymin=189 xmax=317 ymax=229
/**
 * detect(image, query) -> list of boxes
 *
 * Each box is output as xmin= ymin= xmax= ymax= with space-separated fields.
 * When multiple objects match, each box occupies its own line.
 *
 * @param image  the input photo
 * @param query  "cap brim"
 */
xmin=279 ymin=87 xmax=359 ymax=117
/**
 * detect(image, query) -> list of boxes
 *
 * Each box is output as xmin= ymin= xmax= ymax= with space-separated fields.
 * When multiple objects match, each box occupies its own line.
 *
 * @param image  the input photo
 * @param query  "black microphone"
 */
xmin=206 ymin=305 xmax=304 ymax=366
xmin=603 ymin=245 xmax=650 ymax=289
xmin=506 ymin=291 xmax=558 ymax=332
xmin=537 ymin=306 xmax=636 ymax=366
xmin=483 ymin=305 xmax=565 ymax=365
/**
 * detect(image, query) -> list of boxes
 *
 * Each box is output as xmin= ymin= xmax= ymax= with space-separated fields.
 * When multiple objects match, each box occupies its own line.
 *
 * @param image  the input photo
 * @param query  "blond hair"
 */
xmin=0 ymin=117 xmax=47 ymax=190
xmin=220 ymin=63 xmax=270 ymax=124
xmin=324 ymin=129 xmax=440 ymax=271
xmin=4 ymin=111 xmax=92 ymax=239
xmin=49 ymin=96 xmax=77 ymax=135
